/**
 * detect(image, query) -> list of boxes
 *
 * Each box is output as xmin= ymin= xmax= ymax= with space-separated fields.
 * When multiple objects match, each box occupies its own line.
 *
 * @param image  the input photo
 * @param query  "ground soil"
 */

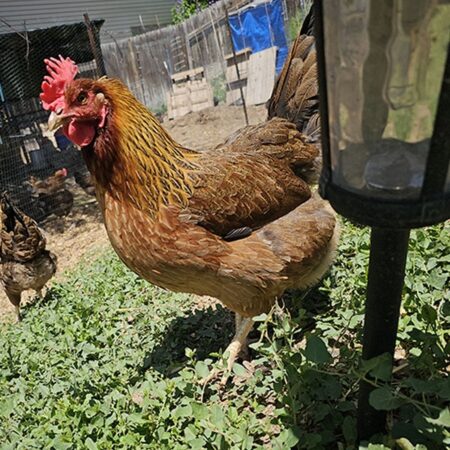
xmin=0 ymin=105 xmax=267 ymax=322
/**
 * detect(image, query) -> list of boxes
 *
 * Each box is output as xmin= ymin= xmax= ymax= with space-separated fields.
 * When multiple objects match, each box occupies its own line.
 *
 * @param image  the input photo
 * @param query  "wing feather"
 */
xmin=182 ymin=119 xmax=318 ymax=237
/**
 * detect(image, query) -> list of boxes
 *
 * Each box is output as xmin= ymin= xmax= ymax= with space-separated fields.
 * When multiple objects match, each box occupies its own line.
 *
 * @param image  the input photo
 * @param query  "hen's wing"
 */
xmin=0 ymin=193 xmax=46 ymax=262
xmin=183 ymin=118 xmax=318 ymax=237
xmin=267 ymin=6 xmax=319 ymax=142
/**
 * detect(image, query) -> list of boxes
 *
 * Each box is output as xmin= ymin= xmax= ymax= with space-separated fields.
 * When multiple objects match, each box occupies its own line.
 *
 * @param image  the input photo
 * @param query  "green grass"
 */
xmin=0 ymin=220 xmax=448 ymax=449
xmin=287 ymin=2 xmax=312 ymax=42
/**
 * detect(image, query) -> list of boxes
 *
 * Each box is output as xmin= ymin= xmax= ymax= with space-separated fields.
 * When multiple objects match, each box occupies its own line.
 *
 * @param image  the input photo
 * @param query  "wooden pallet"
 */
xmin=167 ymin=67 xmax=214 ymax=119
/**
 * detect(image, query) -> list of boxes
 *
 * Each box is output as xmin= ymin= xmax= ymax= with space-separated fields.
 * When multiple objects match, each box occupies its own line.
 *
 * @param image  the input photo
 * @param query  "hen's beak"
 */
xmin=47 ymin=111 xmax=70 ymax=132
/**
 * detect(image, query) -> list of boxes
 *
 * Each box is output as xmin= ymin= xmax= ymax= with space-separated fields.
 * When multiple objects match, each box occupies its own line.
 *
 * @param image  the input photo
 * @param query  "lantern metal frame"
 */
xmin=314 ymin=1 xmax=450 ymax=230
xmin=313 ymin=0 xmax=450 ymax=443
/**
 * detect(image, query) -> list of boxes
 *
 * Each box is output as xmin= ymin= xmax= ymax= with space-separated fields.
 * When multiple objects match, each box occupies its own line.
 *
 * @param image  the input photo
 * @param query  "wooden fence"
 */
xmin=101 ymin=0 xmax=306 ymax=111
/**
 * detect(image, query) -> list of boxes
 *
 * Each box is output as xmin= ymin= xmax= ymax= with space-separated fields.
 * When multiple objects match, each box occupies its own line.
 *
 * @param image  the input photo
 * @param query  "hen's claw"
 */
xmin=199 ymin=316 xmax=254 ymax=386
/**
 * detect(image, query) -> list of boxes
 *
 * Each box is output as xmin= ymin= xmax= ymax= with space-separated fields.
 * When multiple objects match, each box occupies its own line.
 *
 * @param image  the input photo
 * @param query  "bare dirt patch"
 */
xmin=164 ymin=104 xmax=267 ymax=150
xmin=1 ymin=104 xmax=267 ymax=322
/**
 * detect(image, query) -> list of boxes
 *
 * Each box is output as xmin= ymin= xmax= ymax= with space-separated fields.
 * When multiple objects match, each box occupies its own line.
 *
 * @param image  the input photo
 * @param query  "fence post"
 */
xmin=223 ymin=5 xmax=249 ymax=126
xmin=83 ymin=13 xmax=106 ymax=77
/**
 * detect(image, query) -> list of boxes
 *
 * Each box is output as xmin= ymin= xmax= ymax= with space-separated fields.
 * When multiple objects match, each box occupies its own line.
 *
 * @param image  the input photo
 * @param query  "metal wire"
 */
xmin=0 ymin=20 xmax=104 ymax=221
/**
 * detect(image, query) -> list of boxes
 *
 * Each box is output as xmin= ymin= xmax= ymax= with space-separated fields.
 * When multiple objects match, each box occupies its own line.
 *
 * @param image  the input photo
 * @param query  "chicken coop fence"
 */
xmin=0 ymin=20 xmax=104 ymax=222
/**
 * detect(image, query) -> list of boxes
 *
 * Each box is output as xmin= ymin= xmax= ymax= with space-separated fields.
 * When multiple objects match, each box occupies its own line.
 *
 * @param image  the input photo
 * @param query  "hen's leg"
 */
xmin=200 ymin=316 xmax=254 ymax=385
xmin=224 ymin=316 xmax=253 ymax=372
xmin=14 ymin=305 xmax=21 ymax=322
xmin=233 ymin=313 xmax=251 ymax=360
xmin=6 ymin=292 xmax=21 ymax=323
xmin=235 ymin=313 xmax=242 ymax=331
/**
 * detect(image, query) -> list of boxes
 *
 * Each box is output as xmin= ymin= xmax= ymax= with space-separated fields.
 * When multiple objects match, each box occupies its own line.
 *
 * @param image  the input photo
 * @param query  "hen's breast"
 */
xmin=100 ymin=192 xmax=283 ymax=316
xmin=102 ymin=192 xmax=225 ymax=291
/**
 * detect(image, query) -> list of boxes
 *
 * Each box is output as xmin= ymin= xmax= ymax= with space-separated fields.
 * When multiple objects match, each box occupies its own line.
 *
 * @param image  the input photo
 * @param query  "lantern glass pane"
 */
xmin=322 ymin=0 xmax=450 ymax=199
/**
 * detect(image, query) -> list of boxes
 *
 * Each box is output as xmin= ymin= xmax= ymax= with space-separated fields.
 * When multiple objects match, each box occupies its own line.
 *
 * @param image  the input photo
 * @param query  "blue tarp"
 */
xmin=228 ymin=0 xmax=288 ymax=74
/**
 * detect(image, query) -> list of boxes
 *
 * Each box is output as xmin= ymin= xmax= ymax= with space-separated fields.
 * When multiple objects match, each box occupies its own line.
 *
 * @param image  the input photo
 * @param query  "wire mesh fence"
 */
xmin=0 ymin=20 xmax=104 ymax=222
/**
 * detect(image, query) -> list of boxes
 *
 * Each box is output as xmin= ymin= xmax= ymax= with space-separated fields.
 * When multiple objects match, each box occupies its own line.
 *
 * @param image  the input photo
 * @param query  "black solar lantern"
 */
xmin=313 ymin=0 xmax=450 ymax=442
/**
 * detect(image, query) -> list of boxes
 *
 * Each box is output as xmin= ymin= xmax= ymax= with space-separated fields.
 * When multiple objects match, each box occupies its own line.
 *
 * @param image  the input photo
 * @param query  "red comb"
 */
xmin=40 ymin=55 xmax=78 ymax=112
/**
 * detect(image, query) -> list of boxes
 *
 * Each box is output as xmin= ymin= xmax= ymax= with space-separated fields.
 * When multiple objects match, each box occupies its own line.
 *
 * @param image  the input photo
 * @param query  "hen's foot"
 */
xmin=200 ymin=317 xmax=254 ymax=386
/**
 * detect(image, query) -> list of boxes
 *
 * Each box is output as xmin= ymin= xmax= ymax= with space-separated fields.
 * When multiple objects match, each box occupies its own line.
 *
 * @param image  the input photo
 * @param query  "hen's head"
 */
xmin=40 ymin=56 xmax=108 ymax=147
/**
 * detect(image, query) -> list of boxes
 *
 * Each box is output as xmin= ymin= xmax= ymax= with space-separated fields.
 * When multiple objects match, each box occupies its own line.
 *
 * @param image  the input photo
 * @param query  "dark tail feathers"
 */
xmin=267 ymin=4 xmax=319 ymax=140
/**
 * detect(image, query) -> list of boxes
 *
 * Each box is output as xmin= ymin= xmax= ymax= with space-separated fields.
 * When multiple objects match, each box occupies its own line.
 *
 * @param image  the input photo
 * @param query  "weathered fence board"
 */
xmin=246 ymin=46 xmax=277 ymax=105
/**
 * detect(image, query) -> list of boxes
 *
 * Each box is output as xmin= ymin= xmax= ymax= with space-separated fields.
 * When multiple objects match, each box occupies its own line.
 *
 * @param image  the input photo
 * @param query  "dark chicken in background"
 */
xmin=28 ymin=168 xmax=74 ymax=217
xmin=73 ymin=169 xmax=96 ymax=197
xmin=0 ymin=193 xmax=57 ymax=321
xmin=40 ymin=8 xmax=338 ymax=380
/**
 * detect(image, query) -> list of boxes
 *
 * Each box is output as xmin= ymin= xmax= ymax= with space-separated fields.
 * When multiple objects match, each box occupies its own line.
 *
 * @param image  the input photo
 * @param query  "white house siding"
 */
xmin=0 ymin=0 xmax=177 ymax=42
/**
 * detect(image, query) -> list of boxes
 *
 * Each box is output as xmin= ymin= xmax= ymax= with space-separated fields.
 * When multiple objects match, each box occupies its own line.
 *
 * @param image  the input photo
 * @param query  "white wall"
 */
xmin=0 ymin=0 xmax=177 ymax=42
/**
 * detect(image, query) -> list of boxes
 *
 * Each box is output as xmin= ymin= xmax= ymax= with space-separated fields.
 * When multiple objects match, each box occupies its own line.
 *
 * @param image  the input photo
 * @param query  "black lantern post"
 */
xmin=313 ymin=0 xmax=450 ymax=442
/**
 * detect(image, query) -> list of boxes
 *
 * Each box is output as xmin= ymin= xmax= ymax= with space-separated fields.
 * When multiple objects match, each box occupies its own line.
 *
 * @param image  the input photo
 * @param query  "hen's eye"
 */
xmin=77 ymin=92 xmax=87 ymax=104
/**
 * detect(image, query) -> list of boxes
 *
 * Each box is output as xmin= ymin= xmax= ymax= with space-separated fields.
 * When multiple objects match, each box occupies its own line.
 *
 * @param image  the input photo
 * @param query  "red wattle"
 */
xmin=64 ymin=120 xmax=96 ymax=147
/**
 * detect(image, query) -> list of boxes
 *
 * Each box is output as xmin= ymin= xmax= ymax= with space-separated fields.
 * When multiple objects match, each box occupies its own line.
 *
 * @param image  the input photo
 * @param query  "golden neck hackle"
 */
xmin=83 ymin=78 xmax=196 ymax=216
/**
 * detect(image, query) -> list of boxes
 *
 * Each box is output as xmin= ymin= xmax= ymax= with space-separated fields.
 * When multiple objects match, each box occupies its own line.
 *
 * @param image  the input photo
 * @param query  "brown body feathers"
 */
xmin=75 ymin=79 xmax=337 ymax=317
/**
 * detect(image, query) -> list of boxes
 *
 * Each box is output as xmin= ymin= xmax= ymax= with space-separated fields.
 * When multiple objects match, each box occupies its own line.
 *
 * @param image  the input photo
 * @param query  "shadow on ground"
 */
xmin=140 ymin=304 xmax=234 ymax=376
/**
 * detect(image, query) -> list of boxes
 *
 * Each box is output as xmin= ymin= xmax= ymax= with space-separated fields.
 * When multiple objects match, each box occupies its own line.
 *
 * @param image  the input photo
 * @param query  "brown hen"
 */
xmin=0 ymin=193 xmax=57 ymax=321
xmin=28 ymin=168 xmax=68 ymax=196
xmin=39 ymin=15 xmax=338 ymax=377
